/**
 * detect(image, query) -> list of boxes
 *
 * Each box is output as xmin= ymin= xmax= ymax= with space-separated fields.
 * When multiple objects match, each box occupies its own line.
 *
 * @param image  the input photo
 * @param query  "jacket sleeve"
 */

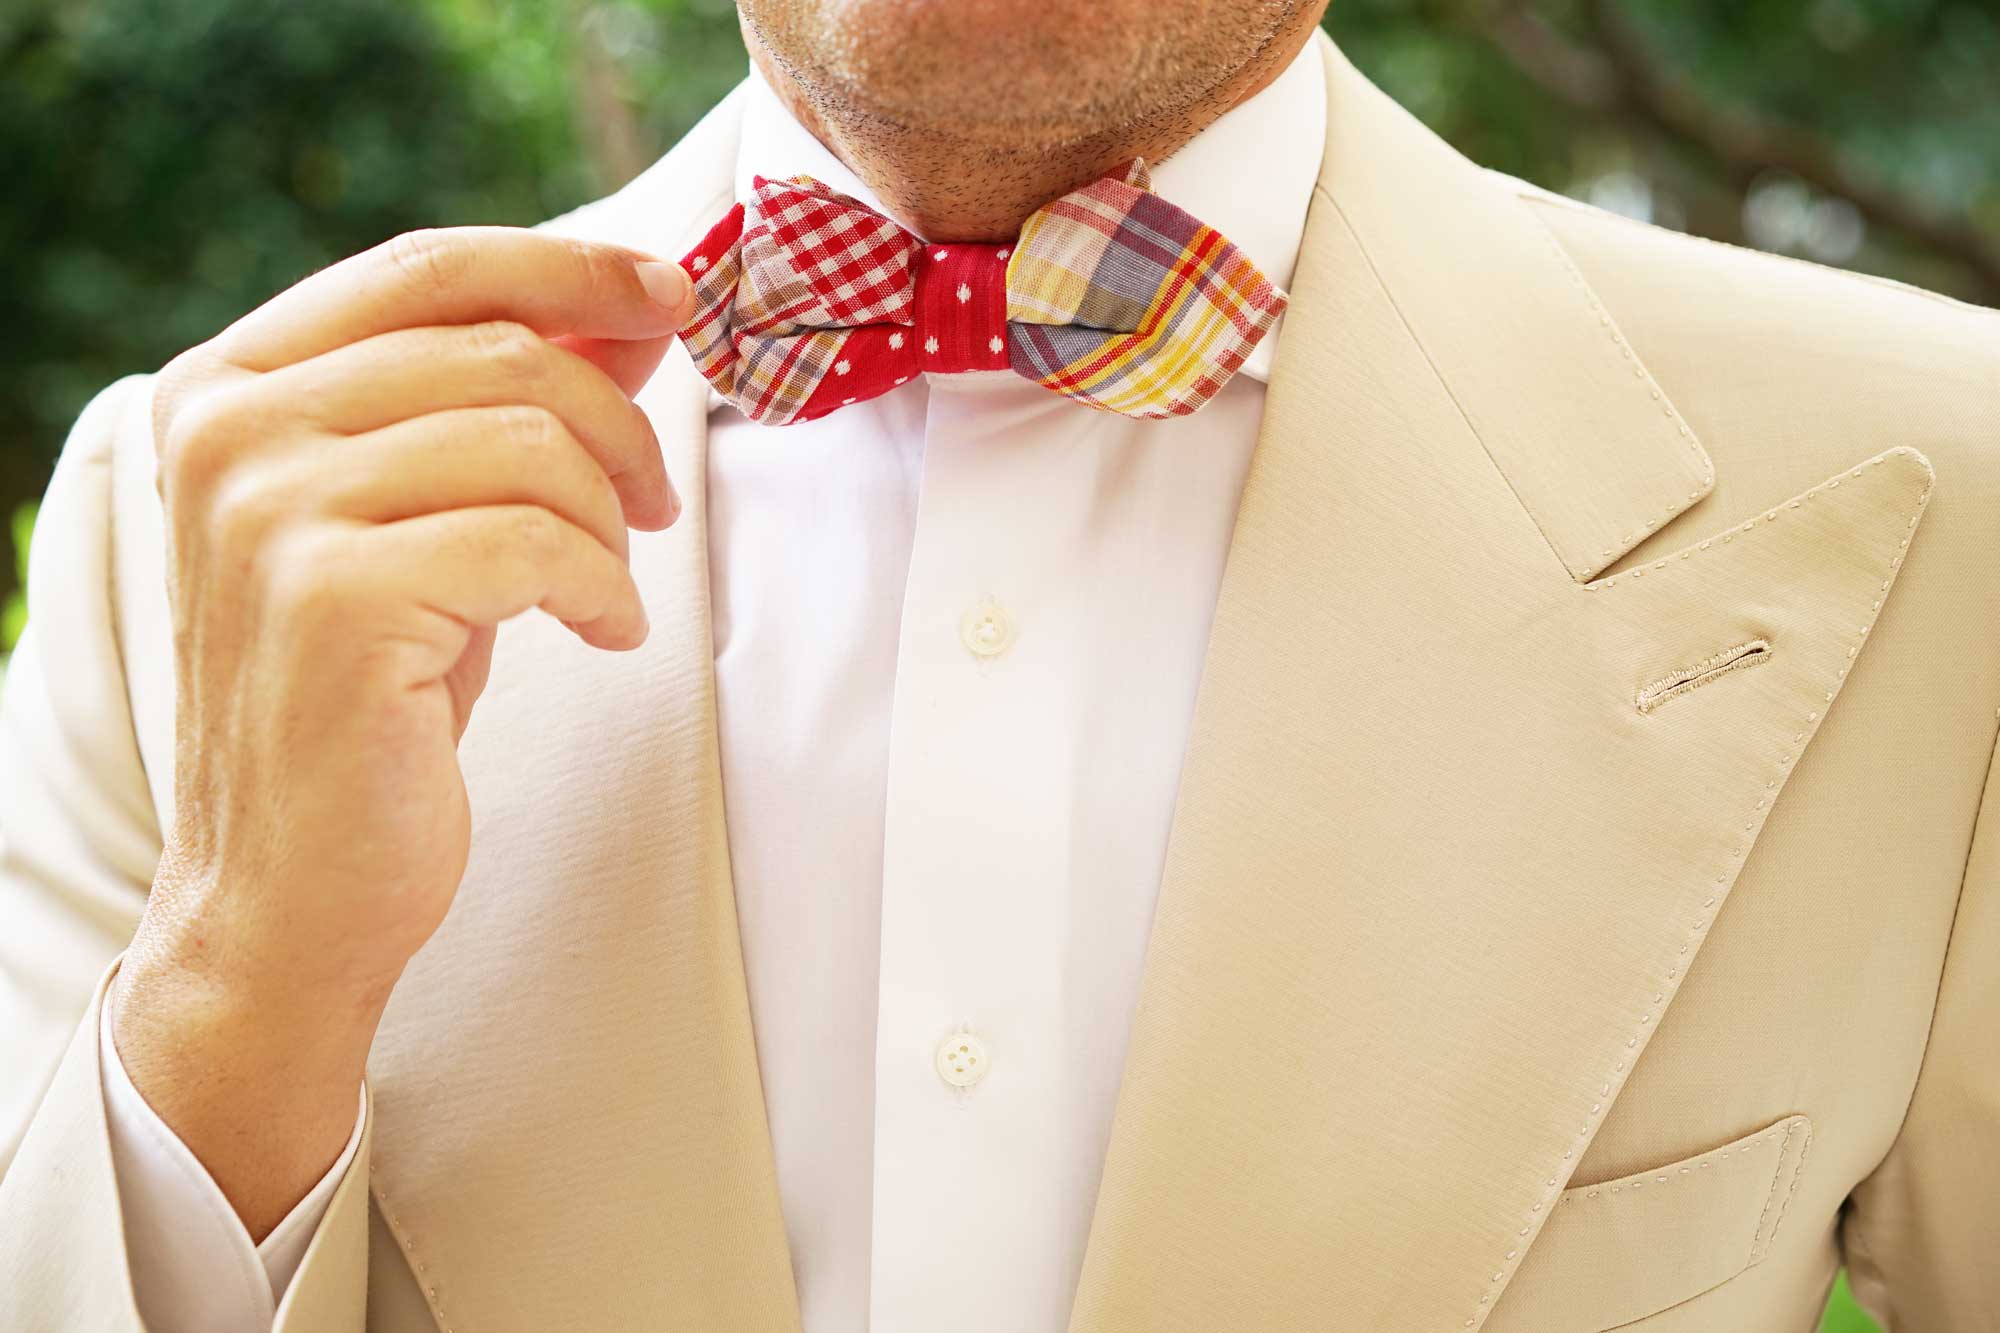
xmin=1842 ymin=718 xmax=2000 ymax=1331
xmin=0 ymin=374 xmax=375 ymax=1332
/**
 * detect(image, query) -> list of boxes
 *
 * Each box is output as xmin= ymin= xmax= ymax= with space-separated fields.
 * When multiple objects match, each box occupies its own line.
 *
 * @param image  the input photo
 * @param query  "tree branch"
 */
xmin=566 ymin=0 xmax=652 ymax=192
xmin=1482 ymin=0 xmax=2000 ymax=302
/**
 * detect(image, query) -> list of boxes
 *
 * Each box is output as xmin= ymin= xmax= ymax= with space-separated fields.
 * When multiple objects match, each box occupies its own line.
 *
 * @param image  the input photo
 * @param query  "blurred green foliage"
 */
xmin=0 ymin=4 xmax=1991 ymax=1315
xmin=3 ymin=503 xmax=31 ymax=651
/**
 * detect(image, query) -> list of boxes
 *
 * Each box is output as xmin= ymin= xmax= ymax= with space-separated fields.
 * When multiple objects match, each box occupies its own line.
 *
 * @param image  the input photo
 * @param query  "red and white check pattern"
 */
xmin=678 ymin=175 xmax=931 ymax=424
xmin=742 ymin=178 xmax=922 ymax=331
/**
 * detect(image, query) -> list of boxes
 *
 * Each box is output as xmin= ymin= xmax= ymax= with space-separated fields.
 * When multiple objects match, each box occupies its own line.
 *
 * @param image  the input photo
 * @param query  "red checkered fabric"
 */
xmin=744 ymin=177 xmax=920 ymax=330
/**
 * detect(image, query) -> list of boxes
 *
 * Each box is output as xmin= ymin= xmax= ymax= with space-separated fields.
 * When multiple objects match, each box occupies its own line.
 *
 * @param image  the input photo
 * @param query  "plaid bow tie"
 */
xmin=675 ymin=159 xmax=1287 ymax=426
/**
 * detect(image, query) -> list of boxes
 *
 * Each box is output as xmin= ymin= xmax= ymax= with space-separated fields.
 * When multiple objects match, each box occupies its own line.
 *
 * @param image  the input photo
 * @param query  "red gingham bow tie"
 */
xmin=675 ymin=159 xmax=1287 ymax=426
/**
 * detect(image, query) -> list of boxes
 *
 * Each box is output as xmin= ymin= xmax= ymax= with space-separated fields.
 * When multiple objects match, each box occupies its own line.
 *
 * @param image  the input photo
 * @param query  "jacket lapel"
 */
xmin=1066 ymin=32 xmax=1932 ymax=1333
xmin=358 ymin=91 xmax=805 ymax=1332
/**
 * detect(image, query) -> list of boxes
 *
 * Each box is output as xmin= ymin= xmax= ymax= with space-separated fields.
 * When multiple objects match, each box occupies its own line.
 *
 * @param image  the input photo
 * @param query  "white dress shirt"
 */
xmin=100 ymin=37 xmax=1325 ymax=1333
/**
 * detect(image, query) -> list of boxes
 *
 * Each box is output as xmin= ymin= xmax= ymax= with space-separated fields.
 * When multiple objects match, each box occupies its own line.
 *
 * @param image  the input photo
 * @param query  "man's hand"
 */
xmin=109 ymin=226 xmax=694 ymax=1238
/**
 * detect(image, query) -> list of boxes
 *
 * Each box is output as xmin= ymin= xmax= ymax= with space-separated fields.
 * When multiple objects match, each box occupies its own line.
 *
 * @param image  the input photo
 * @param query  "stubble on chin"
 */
xmin=737 ymin=0 xmax=1316 ymax=241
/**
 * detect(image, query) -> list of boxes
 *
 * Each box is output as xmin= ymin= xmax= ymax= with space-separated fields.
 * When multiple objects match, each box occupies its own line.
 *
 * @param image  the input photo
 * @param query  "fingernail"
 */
xmin=664 ymin=475 xmax=683 ymax=524
xmin=634 ymin=261 xmax=689 ymax=312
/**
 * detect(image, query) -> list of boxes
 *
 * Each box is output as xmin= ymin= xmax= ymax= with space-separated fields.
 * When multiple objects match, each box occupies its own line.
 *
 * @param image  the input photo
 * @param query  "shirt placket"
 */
xmin=868 ymin=376 xmax=1104 ymax=1333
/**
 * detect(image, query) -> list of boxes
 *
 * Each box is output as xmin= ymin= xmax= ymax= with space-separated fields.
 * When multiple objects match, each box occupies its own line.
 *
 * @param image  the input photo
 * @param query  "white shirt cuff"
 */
xmin=98 ymin=995 xmax=365 ymax=1333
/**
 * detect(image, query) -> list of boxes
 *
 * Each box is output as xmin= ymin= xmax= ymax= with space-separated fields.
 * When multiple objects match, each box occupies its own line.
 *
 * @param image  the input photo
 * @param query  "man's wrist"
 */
xmin=109 ymin=940 xmax=385 ymax=1241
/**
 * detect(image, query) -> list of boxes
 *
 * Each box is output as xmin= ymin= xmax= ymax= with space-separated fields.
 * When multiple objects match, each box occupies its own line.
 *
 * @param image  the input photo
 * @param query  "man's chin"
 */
xmin=739 ymin=0 xmax=1174 ymax=139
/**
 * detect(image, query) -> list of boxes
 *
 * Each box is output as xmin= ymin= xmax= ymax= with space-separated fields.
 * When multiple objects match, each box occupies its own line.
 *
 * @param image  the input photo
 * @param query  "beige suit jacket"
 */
xmin=3 ymin=30 xmax=1997 ymax=1333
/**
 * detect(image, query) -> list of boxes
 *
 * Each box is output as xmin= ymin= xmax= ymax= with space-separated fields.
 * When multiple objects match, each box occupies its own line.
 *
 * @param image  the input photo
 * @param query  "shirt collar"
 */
xmin=731 ymin=35 xmax=1326 ymax=386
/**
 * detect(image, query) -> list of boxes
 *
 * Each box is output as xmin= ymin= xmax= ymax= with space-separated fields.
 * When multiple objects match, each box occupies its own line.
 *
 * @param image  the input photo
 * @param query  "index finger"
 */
xmin=212 ymin=226 xmax=694 ymax=373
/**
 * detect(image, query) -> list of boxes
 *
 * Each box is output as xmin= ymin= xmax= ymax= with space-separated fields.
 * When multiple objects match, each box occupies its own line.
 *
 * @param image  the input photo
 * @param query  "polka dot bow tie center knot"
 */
xmin=675 ymin=158 xmax=1288 ymax=426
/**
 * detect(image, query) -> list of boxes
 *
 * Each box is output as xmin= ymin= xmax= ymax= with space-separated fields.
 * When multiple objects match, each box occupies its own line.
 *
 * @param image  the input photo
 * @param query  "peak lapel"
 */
xmin=1066 ymin=32 xmax=1933 ymax=1333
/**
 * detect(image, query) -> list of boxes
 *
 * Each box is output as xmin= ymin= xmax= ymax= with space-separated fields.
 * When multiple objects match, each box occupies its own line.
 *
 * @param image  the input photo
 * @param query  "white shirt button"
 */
xmin=959 ymin=598 xmax=1014 ymax=658
xmin=936 ymin=1031 xmax=989 ymax=1088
